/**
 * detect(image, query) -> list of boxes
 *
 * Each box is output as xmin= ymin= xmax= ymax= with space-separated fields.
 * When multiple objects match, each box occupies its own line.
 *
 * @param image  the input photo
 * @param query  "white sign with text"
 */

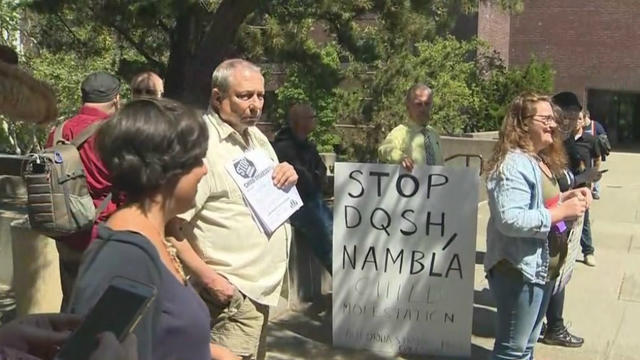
xmin=332 ymin=163 xmax=479 ymax=358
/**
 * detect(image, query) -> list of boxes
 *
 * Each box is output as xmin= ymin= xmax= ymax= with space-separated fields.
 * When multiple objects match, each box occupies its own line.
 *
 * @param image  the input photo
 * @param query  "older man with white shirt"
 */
xmin=169 ymin=59 xmax=297 ymax=360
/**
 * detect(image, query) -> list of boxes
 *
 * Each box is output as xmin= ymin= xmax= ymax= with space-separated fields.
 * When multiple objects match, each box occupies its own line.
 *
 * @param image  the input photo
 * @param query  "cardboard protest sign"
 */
xmin=332 ymin=163 xmax=479 ymax=358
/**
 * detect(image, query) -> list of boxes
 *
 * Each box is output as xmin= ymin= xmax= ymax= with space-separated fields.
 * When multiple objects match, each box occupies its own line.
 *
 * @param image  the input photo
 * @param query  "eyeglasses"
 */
xmin=527 ymin=115 xmax=556 ymax=126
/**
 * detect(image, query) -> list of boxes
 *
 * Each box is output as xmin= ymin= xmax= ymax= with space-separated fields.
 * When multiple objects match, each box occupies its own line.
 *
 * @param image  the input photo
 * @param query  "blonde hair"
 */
xmin=486 ymin=92 xmax=567 ymax=175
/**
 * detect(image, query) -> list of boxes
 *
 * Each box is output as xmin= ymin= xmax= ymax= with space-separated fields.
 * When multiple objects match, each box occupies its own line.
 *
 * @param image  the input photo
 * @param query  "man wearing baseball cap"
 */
xmin=45 ymin=71 xmax=121 ymax=310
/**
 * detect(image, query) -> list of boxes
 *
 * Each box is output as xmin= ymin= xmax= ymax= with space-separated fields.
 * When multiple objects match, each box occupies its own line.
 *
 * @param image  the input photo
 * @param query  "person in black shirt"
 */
xmin=537 ymin=92 xmax=591 ymax=348
xmin=273 ymin=104 xmax=333 ymax=272
xmin=564 ymin=110 xmax=600 ymax=267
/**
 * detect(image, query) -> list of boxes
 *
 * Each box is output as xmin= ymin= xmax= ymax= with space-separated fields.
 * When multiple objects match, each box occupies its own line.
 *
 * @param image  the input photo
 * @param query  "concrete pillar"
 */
xmin=10 ymin=219 xmax=62 ymax=315
xmin=0 ymin=209 xmax=18 ymax=324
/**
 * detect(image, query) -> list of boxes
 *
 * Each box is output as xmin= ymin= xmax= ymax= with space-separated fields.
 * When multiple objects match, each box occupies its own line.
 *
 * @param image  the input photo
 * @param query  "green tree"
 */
xmin=23 ymin=0 xmax=524 ymax=105
xmin=8 ymin=0 xmax=531 ymax=155
xmin=476 ymin=55 xmax=555 ymax=132
xmin=332 ymin=38 xmax=554 ymax=161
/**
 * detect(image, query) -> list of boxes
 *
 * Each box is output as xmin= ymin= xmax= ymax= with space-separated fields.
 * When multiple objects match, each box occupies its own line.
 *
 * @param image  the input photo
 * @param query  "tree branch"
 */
xmin=181 ymin=0 xmax=259 ymax=105
xmin=54 ymin=12 xmax=89 ymax=51
xmin=157 ymin=18 xmax=172 ymax=35
xmin=198 ymin=0 xmax=259 ymax=63
xmin=108 ymin=21 xmax=165 ymax=72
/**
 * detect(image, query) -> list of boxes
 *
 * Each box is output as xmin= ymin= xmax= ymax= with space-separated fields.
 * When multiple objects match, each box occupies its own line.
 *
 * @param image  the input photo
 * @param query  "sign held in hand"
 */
xmin=332 ymin=163 xmax=479 ymax=358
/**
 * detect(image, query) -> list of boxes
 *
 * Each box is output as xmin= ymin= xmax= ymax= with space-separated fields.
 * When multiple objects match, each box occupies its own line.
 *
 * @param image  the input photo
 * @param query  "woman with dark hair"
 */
xmin=67 ymin=98 xmax=212 ymax=360
xmin=484 ymin=93 xmax=592 ymax=359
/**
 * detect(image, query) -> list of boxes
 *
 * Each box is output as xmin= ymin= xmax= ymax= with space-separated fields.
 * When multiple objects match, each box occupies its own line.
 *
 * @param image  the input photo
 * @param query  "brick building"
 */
xmin=478 ymin=0 xmax=640 ymax=145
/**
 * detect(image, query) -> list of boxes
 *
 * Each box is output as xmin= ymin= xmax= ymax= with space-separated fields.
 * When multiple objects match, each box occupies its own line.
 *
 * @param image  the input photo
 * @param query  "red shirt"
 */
xmin=46 ymin=105 xmax=117 ymax=250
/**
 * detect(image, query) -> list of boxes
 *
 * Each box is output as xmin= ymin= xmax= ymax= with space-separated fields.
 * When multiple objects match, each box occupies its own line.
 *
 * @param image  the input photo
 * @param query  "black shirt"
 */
xmin=272 ymin=127 xmax=327 ymax=200
xmin=564 ymin=133 xmax=601 ymax=187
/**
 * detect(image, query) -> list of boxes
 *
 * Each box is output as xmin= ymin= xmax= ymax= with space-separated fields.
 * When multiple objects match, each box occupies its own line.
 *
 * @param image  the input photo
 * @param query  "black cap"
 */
xmin=551 ymin=91 xmax=582 ymax=111
xmin=81 ymin=71 xmax=121 ymax=103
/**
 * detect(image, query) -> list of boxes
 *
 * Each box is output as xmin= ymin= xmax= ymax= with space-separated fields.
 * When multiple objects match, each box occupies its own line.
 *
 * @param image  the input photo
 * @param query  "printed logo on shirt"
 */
xmin=233 ymin=157 xmax=257 ymax=179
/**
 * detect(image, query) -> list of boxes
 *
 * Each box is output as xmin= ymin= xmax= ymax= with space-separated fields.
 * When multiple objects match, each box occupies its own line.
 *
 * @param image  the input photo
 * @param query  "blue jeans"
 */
xmin=290 ymin=194 xmax=333 ymax=272
xmin=488 ymin=268 xmax=553 ymax=360
xmin=580 ymin=209 xmax=594 ymax=255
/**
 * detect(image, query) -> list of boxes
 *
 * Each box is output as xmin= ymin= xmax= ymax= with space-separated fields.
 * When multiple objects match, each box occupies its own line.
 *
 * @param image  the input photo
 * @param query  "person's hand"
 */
xmin=210 ymin=343 xmax=241 ymax=360
xmin=166 ymin=217 xmax=188 ymax=241
xmin=559 ymin=196 xmax=587 ymax=220
xmin=0 ymin=313 xmax=82 ymax=359
xmin=575 ymin=187 xmax=593 ymax=207
xmin=272 ymin=162 xmax=298 ymax=189
xmin=563 ymin=188 xmax=593 ymax=208
xmin=201 ymin=271 xmax=237 ymax=306
xmin=89 ymin=332 xmax=137 ymax=360
xmin=401 ymin=157 xmax=414 ymax=172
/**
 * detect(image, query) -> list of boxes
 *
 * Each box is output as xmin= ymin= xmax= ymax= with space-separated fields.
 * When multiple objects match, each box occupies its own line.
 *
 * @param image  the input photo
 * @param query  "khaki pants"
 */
xmin=55 ymin=242 xmax=83 ymax=311
xmin=200 ymin=288 xmax=269 ymax=360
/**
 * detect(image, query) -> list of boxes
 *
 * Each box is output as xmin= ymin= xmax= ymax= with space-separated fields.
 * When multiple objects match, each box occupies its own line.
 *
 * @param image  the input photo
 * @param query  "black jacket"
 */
xmin=272 ymin=127 xmax=327 ymax=200
xmin=564 ymin=134 xmax=601 ymax=187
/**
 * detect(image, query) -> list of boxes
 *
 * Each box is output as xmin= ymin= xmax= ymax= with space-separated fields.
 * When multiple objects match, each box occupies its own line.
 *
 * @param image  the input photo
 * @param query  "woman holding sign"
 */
xmin=484 ymin=93 xmax=591 ymax=360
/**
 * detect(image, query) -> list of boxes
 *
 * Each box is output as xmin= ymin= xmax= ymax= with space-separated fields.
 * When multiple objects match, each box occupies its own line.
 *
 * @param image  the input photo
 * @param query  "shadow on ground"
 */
xmin=474 ymin=288 xmax=495 ymax=308
xmin=472 ymin=305 xmax=496 ymax=338
xmin=267 ymin=295 xmax=496 ymax=360
xmin=267 ymin=254 xmax=498 ymax=358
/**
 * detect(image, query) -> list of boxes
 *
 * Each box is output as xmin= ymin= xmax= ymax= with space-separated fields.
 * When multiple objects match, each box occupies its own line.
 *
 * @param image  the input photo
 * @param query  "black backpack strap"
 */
xmin=70 ymin=121 xmax=103 ymax=147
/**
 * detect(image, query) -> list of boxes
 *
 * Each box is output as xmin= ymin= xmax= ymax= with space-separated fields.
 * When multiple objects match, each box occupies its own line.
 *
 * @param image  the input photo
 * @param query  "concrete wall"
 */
xmin=0 ymin=176 xmax=62 ymax=316
xmin=440 ymin=135 xmax=498 ymax=202
xmin=0 ymin=176 xmax=25 ymax=296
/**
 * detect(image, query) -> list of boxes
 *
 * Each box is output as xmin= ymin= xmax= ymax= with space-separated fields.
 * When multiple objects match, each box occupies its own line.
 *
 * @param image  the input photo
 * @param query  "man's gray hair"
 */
xmin=405 ymin=83 xmax=433 ymax=103
xmin=211 ymin=59 xmax=261 ymax=94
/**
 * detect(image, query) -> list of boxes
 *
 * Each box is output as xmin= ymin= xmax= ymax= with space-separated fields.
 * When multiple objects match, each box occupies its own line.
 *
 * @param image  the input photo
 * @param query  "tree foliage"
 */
xmin=328 ymin=38 xmax=554 ymax=161
xmin=2 ymin=0 xmax=550 ymax=159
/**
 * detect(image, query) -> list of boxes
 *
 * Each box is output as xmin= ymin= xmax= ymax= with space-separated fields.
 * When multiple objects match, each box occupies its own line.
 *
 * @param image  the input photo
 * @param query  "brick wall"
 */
xmin=478 ymin=1 xmax=511 ymax=66
xmin=480 ymin=0 xmax=640 ymax=105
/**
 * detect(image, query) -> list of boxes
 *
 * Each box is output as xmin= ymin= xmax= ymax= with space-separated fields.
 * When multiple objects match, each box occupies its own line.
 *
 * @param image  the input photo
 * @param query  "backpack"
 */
xmin=22 ymin=120 xmax=110 ymax=238
xmin=591 ymin=121 xmax=612 ymax=157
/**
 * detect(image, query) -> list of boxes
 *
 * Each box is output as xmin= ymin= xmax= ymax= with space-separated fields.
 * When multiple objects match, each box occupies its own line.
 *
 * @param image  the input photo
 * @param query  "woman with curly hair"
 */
xmin=484 ymin=93 xmax=592 ymax=359
xmin=67 ymin=98 xmax=213 ymax=360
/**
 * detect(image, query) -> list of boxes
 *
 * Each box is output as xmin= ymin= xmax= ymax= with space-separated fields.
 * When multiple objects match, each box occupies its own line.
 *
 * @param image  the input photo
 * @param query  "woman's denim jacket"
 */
xmin=484 ymin=150 xmax=552 ymax=284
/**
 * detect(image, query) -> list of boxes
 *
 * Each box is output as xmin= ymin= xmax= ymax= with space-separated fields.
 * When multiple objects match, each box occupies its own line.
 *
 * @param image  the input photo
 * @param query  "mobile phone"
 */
xmin=54 ymin=276 xmax=157 ymax=360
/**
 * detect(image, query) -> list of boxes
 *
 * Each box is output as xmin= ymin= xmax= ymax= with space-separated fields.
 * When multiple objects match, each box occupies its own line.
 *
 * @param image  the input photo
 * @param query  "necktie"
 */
xmin=422 ymin=128 xmax=436 ymax=165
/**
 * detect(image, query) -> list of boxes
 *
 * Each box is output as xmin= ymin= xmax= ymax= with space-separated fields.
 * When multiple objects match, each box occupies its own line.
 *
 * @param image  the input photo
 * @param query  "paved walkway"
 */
xmin=266 ymin=152 xmax=640 ymax=360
